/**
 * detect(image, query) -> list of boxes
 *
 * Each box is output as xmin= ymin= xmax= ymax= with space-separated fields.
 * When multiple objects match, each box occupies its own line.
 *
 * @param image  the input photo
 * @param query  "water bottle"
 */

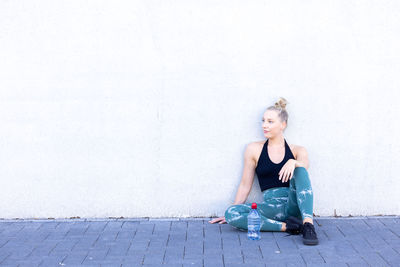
xmin=247 ymin=202 xmax=261 ymax=240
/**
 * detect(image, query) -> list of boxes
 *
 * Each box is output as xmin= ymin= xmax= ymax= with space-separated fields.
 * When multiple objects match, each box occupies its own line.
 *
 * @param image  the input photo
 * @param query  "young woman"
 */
xmin=208 ymin=97 xmax=318 ymax=245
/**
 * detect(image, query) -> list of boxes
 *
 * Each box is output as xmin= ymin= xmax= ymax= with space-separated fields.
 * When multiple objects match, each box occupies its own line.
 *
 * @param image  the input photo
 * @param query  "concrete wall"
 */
xmin=1 ymin=0 xmax=399 ymax=218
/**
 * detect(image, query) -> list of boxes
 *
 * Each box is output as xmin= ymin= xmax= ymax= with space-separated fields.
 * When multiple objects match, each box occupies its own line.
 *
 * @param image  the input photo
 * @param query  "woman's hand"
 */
xmin=279 ymin=159 xmax=297 ymax=183
xmin=208 ymin=216 xmax=227 ymax=224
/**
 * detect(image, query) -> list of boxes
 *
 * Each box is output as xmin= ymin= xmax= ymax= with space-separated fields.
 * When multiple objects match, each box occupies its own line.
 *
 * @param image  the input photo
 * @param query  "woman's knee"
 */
xmin=224 ymin=206 xmax=232 ymax=218
xmin=293 ymin=167 xmax=310 ymax=181
xmin=224 ymin=205 xmax=241 ymax=221
xmin=224 ymin=205 xmax=246 ymax=226
xmin=291 ymin=167 xmax=311 ymax=189
xmin=294 ymin=166 xmax=308 ymax=177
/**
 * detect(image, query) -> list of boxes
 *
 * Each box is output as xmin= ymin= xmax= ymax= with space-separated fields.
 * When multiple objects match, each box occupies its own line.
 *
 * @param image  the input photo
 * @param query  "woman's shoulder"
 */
xmin=245 ymin=141 xmax=265 ymax=165
xmin=253 ymin=140 xmax=266 ymax=145
xmin=287 ymin=143 xmax=307 ymax=158
xmin=248 ymin=140 xmax=266 ymax=149
xmin=245 ymin=141 xmax=265 ymax=155
xmin=245 ymin=141 xmax=263 ymax=151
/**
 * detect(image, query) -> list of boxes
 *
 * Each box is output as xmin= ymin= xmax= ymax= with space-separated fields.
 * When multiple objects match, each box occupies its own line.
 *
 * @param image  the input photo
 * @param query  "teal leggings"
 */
xmin=224 ymin=167 xmax=313 ymax=231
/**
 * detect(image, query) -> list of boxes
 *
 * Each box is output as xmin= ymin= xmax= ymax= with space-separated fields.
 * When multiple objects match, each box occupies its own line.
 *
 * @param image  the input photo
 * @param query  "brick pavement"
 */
xmin=0 ymin=216 xmax=399 ymax=266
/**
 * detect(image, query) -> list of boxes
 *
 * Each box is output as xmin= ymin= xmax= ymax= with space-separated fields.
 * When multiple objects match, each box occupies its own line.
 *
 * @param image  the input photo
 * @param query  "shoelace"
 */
xmin=304 ymin=224 xmax=316 ymax=236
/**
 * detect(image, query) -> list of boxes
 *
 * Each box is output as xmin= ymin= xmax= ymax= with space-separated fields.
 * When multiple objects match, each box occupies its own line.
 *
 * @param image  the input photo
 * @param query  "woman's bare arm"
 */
xmin=294 ymin=146 xmax=309 ymax=170
xmin=232 ymin=143 xmax=257 ymax=205
xmin=209 ymin=142 xmax=257 ymax=224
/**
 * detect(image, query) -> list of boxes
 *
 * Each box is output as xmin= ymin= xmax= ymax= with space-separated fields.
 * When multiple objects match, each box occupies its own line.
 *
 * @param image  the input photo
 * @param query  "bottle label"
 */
xmin=248 ymin=225 xmax=256 ymax=231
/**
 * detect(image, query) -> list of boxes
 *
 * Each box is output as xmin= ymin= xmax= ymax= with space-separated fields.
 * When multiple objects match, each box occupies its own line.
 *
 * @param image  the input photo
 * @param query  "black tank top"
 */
xmin=255 ymin=138 xmax=296 ymax=192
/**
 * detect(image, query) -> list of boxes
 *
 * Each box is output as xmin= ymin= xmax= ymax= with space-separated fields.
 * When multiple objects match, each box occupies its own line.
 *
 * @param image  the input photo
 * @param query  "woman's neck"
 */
xmin=268 ymin=135 xmax=285 ymax=147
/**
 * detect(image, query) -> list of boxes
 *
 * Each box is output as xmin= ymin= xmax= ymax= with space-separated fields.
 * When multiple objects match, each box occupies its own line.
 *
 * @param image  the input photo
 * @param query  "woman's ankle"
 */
xmin=303 ymin=217 xmax=313 ymax=224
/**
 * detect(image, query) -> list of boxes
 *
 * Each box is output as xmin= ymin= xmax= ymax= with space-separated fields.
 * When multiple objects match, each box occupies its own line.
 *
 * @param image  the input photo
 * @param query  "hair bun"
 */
xmin=274 ymin=97 xmax=288 ymax=110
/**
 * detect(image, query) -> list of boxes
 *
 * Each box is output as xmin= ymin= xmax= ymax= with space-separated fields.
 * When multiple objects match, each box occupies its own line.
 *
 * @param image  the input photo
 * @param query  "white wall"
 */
xmin=1 ymin=0 xmax=399 ymax=219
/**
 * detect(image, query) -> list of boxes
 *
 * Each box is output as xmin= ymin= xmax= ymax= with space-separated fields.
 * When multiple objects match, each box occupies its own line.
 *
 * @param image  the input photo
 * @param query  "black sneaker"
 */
xmin=285 ymin=216 xmax=303 ymax=235
xmin=302 ymin=222 xmax=318 ymax=245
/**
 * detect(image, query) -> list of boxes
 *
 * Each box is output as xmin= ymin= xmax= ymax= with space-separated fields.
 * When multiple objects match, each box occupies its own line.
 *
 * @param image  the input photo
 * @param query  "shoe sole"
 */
xmin=303 ymin=238 xmax=319 ymax=245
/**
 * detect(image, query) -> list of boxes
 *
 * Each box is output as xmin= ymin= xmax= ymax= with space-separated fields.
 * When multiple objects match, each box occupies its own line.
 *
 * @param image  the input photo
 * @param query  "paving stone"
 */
xmin=142 ymin=253 xmax=164 ymax=265
xmin=37 ymin=255 xmax=69 ymax=266
xmin=323 ymin=227 xmax=346 ymax=240
xmin=375 ymin=246 xmax=400 ymax=265
xmin=348 ymin=219 xmax=372 ymax=231
xmin=299 ymin=249 xmax=325 ymax=264
xmin=0 ymin=217 xmax=399 ymax=266
xmin=60 ymin=252 xmax=89 ymax=264
xmin=225 ymin=263 xmax=265 ymax=267
xmin=307 ymin=264 xmax=346 ymax=267
xmin=358 ymin=251 xmax=390 ymax=266
xmin=203 ymin=253 xmax=223 ymax=265
xmin=223 ymin=253 xmax=243 ymax=264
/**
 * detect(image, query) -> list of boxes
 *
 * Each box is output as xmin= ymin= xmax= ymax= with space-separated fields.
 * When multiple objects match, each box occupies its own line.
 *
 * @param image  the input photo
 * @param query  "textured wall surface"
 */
xmin=1 ymin=1 xmax=399 ymax=218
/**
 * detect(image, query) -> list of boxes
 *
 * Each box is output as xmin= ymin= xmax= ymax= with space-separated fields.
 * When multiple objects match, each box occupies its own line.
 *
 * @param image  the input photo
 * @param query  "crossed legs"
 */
xmin=224 ymin=167 xmax=314 ymax=232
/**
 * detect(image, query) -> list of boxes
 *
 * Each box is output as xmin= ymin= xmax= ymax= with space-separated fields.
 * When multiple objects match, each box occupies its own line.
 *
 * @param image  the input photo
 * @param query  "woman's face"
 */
xmin=262 ymin=110 xmax=286 ymax=138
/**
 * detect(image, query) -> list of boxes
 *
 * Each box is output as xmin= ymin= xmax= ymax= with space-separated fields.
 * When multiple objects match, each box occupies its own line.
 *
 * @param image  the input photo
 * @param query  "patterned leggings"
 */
xmin=224 ymin=167 xmax=313 ymax=231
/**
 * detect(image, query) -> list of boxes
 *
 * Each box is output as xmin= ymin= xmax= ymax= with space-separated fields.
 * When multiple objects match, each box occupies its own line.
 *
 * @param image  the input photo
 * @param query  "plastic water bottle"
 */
xmin=247 ymin=202 xmax=261 ymax=240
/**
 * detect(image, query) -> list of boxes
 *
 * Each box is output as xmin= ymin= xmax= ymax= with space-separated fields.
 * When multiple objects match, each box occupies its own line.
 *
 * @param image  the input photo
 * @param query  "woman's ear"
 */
xmin=281 ymin=121 xmax=287 ymax=131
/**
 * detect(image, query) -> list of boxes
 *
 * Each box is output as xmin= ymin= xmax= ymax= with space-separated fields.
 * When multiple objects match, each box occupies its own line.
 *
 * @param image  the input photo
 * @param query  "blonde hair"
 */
xmin=266 ymin=97 xmax=289 ymax=124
